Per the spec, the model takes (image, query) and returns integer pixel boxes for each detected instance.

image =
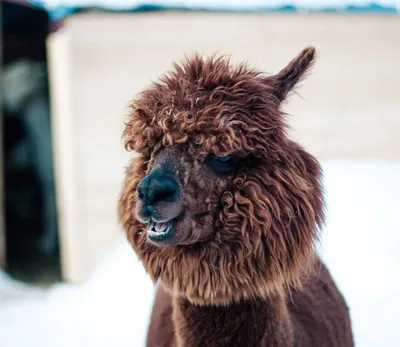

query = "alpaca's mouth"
[146,219,175,241]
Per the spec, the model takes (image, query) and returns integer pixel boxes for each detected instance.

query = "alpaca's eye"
[215,155,232,163]
[209,154,235,174]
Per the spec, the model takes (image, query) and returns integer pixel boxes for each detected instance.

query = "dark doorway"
[2,1,61,285]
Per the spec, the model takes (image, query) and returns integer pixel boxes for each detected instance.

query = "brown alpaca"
[118,47,354,347]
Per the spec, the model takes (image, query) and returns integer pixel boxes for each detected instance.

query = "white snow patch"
[317,159,400,346]
[0,239,155,347]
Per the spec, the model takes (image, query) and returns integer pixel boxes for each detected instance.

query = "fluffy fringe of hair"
[118,51,325,305]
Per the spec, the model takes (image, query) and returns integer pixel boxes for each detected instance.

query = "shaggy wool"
[118,46,354,346]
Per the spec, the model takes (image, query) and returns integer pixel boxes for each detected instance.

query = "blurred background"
[0,1,399,346]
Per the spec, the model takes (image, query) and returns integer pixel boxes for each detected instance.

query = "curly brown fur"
[146,260,353,347]
[118,47,353,346]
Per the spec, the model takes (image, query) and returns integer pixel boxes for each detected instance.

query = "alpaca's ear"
[266,46,316,103]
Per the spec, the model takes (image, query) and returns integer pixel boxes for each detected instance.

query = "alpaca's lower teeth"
[149,221,169,234]
[154,222,168,233]
[147,220,173,239]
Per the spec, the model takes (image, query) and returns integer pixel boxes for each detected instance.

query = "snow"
[0,240,155,347]
[30,0,400,13]
[28,0,400,21]
[1,159,400,346]
[317,159,400,346]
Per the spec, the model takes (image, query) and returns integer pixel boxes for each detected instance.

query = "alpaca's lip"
[146,219,175,241]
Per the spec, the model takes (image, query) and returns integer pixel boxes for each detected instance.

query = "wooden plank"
[46,29,88,283]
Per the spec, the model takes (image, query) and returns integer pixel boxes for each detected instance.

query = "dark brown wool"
[118,47,354,346]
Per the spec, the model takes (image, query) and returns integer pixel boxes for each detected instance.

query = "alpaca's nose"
[137,172,179,207]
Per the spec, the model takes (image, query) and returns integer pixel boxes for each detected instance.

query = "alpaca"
[118,47,354,347]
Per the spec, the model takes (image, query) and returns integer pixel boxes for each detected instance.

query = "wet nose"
[137,172,179,206]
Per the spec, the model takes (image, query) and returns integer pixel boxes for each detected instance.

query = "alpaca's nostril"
[137,171,179,206]
[153,186,178,203]
[150,177,179,204]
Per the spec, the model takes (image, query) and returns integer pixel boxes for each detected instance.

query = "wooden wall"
[47,12,400,282]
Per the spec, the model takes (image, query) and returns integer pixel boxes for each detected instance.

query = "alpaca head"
[119,47,325,305]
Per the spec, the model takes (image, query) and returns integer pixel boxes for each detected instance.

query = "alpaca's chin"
[146,219,176,242]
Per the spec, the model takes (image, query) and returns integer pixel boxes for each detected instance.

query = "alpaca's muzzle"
[136,167,183,243]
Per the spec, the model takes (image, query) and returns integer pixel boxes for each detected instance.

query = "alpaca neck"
[173,292,293,347]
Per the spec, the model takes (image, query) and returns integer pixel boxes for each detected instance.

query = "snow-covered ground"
[1,159,399,346]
